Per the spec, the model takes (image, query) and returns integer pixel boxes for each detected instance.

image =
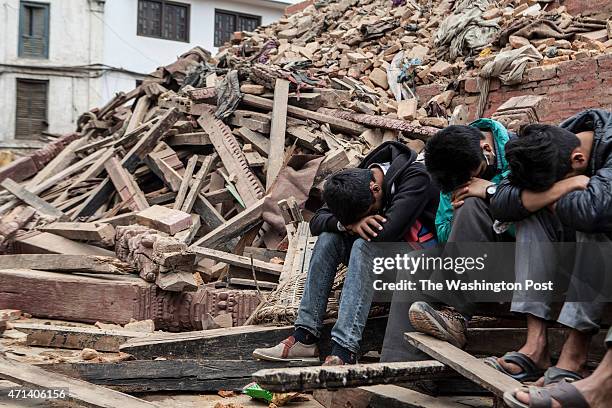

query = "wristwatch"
[485,184,497,202]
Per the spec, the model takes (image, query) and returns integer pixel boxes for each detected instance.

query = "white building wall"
[0,0,105,143]
[101,0,286,99]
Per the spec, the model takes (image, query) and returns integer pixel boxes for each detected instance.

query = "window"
[137,0,189,42]
[214,9,261,47]
[18,1,50,58]
[15,79,48,140]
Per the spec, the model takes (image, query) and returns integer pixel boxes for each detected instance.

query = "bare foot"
[515,376,604,407]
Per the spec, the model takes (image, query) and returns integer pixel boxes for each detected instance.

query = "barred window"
[137,0,190,42]
[214,9,261,47]
[18,1,50,58]
[15,79,48,140]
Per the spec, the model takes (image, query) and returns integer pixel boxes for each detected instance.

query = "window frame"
[137,0,190,43]
[214,8,262,47]
[18,1,50,59]
[15,78,49,140]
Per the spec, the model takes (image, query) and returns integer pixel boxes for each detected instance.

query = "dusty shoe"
[408,302,467,349]
[252,336,319,362]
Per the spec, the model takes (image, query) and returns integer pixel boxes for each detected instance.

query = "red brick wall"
[449,54,612,125]
[551,0,612,17]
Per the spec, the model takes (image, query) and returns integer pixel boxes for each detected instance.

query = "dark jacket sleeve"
[555,160,612,232]
[489,177,531,222]
[374,170,433,242]
[309,206,342,236]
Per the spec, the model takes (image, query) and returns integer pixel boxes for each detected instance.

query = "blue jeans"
[294,232,377,353]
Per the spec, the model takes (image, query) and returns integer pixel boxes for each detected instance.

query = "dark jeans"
[381,197,507,362]
[294,232,378,353]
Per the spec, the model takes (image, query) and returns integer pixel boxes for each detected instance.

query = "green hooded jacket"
[435,118,511,243]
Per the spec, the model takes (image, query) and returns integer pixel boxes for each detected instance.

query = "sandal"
[543,366,584,386]
[484,351,546,382]
[503,379,590,408]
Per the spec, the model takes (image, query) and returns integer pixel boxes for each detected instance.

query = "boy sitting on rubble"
[484,109,612,387]
[252,141,439,365]
[380,119,514,361]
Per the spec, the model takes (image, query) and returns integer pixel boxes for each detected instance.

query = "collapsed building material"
[0,356,157,408]
[0,269,259,330]
[12,322,146,352]
[0,254,134,274]
[43,359,316,393]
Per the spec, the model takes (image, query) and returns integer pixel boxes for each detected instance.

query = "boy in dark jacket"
[487,109,612,384]
[252,141,439,365]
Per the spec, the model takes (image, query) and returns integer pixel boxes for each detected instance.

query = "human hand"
[451,178,494,208]
[346,214,387,241]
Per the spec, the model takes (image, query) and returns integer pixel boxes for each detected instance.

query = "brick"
[397,98,417,120]
[369,67,389,90]
[526,65,557,82]
[464,77,479,93]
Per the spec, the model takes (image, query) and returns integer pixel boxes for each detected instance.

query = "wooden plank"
[39,222,115,245]
[267,79,290,189]
[173,154,198,210]
[0,269,155,325]
[54,147,115,204]
[360,385,480,408]
[42,359,316,393]
[181,155,214,213]
[12,322,146,352]
[191,194,225,230]
[125,95,151,133]
[173,214,200,244]
[105,156,149,212]
[190,197,264,249]
[235,127,269,157]
[135,205,192,235]
[166,132,212,147]
[0,356,157,408]
[405,332,522,397]
[75,108,180,218]
[13,231,115,256]
[28,138,87,188]
[252,361,452,393]
[1,178,66,219]
[242,94,367,136]
[192,247,283,275]
[0,254,134,274]
[119,316,387,360]
[204,188,232,205]
[197,111,264,207]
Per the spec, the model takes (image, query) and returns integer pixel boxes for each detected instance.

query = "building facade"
[0,0,290,146]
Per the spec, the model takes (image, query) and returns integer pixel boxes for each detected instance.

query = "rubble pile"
[0,0,610,331]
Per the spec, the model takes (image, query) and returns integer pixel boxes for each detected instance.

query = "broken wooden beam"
[242,94,367,136]
[197,111,264,207]
[267,79,290,189]
[181,155,214,213]
[172,155,198,210]
[405,332,521,397]
[190,197,264,249]
[0,356,157,408]
[12,322,146,352]
[0,254,134,274]
[192,247,283,275]
[39,222,115,246]
[12,231,115,256]
[252,360,452,392]
[0,178,66,220]
[42,359,316,393]
[105,156,150,211]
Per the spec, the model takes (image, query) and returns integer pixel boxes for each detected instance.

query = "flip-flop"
[543,366,584,386]
[484,351,545,382]
[503,379,590,408]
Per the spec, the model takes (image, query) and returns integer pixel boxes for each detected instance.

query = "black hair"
[424,125,486,192]
[323,168,374,225]
[505,124,580,191]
